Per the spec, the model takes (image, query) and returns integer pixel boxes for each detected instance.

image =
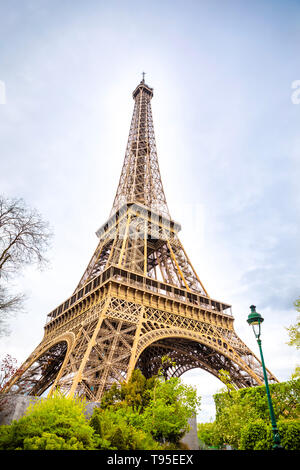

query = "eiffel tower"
[5,77,278,400]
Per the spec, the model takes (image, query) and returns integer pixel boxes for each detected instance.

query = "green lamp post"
[247,305,282,449]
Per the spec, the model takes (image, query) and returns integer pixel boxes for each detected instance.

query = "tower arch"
[5,332,75,396]
[133,329,265,388]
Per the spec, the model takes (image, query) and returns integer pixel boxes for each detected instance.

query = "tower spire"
[111,79,170,218]
[74,80,207,293]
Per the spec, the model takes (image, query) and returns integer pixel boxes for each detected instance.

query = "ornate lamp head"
[247,305,264,339]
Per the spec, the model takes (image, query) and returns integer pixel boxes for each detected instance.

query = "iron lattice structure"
[4,79,278,400]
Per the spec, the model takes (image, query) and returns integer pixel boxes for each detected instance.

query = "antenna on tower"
[142,71,146,82]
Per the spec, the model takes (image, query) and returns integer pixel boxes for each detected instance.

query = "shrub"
[212,377,300,449]
[0,367,201,450]
[89,407,160,450]
[0,391,98,450]
[197,422,218,448]
[213,396,259,449]
[23,433,86,450]
[240,418,300,450]
[278,419,300,450]
[214,378,300,422]
[240,419,272,450]
[140,376,200,444]
[92,370,201,448]
[99,369,155,412]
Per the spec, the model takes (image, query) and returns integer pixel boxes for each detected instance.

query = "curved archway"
[8,335,73,396]
[134,329,263,388]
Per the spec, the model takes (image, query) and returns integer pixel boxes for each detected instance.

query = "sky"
[0,0,299,422]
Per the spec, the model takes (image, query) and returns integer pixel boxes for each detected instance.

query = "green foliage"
[0,363,201,450]
[99,369,155,412]
[90,407,160,450]
[0,391,98,450]
[214,378,300,422]
[197,422,218,448]
[291,366,300,380]
[286,299,300,378]
[278,418,300,450]
[210,377,300,450]
[239,419,272,450]
[287,315,300,349]
[215,394,257,449]
[23,433,88,450]
[240,418,300,450]
[94,368,201,447]
[142,376,200,443]
[288,298,300,349]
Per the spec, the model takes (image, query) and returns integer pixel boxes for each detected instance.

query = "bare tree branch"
[0,195,53,335]
[0,195,52,278]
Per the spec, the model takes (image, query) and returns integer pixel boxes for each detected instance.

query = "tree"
[142,375,200,444]
[0,391,100,450]
[0,195,52,335]
[286,299,300,350]
[0,354,31,411]
[197,422,218,449]
[286,298,300,378]
[0,366,201,450]
[92,362,201,448]
[0,354,19,392]
[89,407,160,450]
[99,369,156,411]
[210,378,300,449]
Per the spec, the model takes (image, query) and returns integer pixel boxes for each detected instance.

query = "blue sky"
[0,0,299,421]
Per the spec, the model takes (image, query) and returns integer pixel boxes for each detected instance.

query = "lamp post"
[247,305,282,449]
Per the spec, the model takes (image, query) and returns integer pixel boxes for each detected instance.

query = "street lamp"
[247,305,282,450]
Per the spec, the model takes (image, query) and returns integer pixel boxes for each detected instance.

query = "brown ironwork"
[4,79,278,399]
